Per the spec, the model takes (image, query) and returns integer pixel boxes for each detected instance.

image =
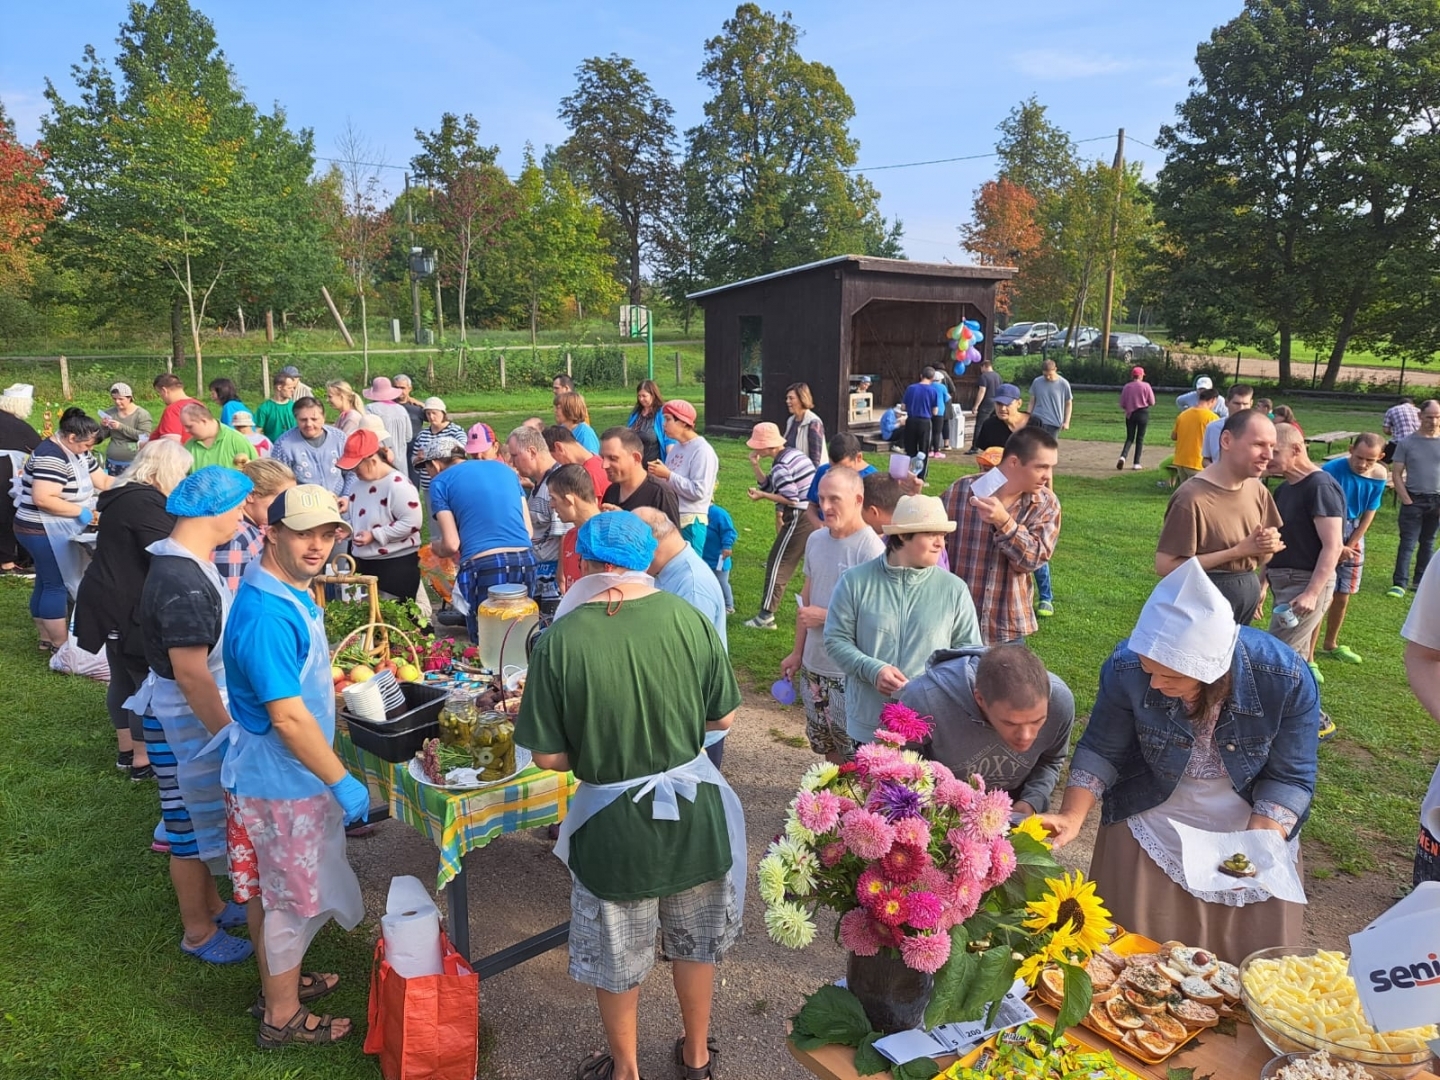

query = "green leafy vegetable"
[788,985,872,1051]
[892,1057,941,1080]
[851,1032,888,1076]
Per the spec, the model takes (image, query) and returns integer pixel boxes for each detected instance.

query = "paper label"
[1350,909,1440,1032]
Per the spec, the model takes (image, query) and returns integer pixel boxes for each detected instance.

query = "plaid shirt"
[211,520,265,594]
[1387,402,1421,440]
[760,447,817,506]
[942,475,1061,644]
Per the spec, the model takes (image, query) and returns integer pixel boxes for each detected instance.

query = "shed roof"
[686,255,1015,300]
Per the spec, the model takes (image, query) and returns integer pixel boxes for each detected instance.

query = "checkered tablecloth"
[336,731,577,890]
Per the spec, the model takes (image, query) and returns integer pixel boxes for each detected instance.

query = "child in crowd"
[703,503,737,614]
[547,464,598,595]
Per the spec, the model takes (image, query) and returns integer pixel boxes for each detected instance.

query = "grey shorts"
[568,873,742,994]
[800,669,853,758]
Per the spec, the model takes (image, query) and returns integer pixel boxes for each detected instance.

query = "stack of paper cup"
[341,678,387,723]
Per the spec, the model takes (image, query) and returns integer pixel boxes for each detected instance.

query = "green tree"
[995,96,1077,196]
[556,56,679,306]
[684,4,901,285]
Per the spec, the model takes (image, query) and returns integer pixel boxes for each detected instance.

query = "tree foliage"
[995,97,1077,197]
[959,179,1041,316]
[0,100,63,290]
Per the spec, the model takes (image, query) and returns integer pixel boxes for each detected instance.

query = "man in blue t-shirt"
[900,369,940,473]
[1318,432,1389,665]
[806,432,878,528]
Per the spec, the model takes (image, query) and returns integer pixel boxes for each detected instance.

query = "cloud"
[1,89,50,144]
[1014,49,1134,80]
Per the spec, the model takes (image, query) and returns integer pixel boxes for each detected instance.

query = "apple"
[397,663,421,683]
[349,665,376,683]
[331,665,345,683]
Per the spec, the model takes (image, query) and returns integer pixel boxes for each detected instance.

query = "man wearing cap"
[516,511,743,1080]
[599,426,680,526]
[743,421,817,630]
[222,485,367,1047]
[646,399,718,555]
[825,494,981,745]
[391,375,426,484]
[1156,409,1284,625]
[181,403,257,472]
[1176,375,1229,419]
[272,399,353,507]
[100,382,153,476]
[133,466,255,965]
[966,357,1003,453]
[152,373,204,443]
[507,425,569,582]
[544,424,610,499]
[1171,387,1220,481]
[255,373,299,443]
[1025,359,1072,438]
[942,427,1062,645]
[360,377,413,461]
[338,429,423,602]
[972,384,1024,451]
[465,421,500,461]
[1039,558,1318,960]
[1201,384,1254,467]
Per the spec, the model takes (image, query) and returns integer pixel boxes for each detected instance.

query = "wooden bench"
[1307,430,1359,455]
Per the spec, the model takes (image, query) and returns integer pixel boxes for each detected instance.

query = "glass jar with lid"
[469,711,517,781]
[475,583,538,673]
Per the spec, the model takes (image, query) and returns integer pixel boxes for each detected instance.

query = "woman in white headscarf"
[1040,558,1320,962]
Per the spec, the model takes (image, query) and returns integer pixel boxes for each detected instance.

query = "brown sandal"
[673,1036,719,1079]
[248,971,340,1018]
[255,1005,350,1048]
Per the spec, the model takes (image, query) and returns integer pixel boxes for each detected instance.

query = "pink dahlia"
[892,816,931,848]
[819,841,848,867]
[871,727,907,746]
[853,742,904,781]
[794,790,842,834]
[900,931,952,974]
[840,808,896,860]
[881,842,930,885]
[946,829,992,883]
[878,702,933,743]
[983,837,1017,890]
[949,877,981,923]
[872,887,909,926]
[914,865,950,896]
[965,788,1014,842]
[855,866,889,907]
[934,777,976,812]
[903,890,944,930]
[838,907,881,956]
[928,760,957,787]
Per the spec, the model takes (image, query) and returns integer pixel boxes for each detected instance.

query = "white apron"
[35,444,98,599]
[124,538,232,866]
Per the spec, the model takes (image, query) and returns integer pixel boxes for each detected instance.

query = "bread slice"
[1209,968,1242,1002]
[1169,998,1220,1031]
[1096,946,1128,973]
[1085,955,1118,992]
[1124,987,1171,1015]
[1106,995,1148,1030]
[1156,962,1189,984]
[1144,1010,1188,1042]
[1088,1002,1124,1041]
[1040,966,1066,1000]
[1134,1029,1178,1058]
[1179,975,1223,1004]
[1126,964,1174,998]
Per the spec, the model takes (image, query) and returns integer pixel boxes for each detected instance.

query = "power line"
[843,134,1144,174]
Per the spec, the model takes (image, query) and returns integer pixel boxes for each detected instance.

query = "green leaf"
[1165,1069,1195,1080]
[1049,962,1093,1046]
[852,1032,888,1076]
[957,946,1020,1022]
[788,985,872,1050]
[1214,1014,1238,1037]
[922,925,974,1029]
[893,1058,942,1080]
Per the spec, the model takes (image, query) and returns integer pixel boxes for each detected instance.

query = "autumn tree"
[959,179,1040,315]
[0,101,62,293]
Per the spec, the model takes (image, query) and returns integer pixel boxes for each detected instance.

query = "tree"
[328,123,391,379]
[959,179,1041,315]
[995,97,1077,196]
[0,100,62,292]
[556,56,679,305]
[683,4,901,285]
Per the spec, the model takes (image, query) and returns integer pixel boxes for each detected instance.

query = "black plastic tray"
[342,682,447,763]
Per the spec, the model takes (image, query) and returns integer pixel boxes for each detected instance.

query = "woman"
[0,383,42,575]
[15,408,114,650]
[1118,365,1156,470]
[626,379,672,465]
[208,377,250,427]
[74,439,190,779]
[783,382,825,466]
[1273,404,1303,437]
[410,396,465,491]
[1040,558,1319,962]
[326,380,367,435]
[554,391,600,454]
[229,411,271,457]
[100,382,154,477]
[338,429,423,602]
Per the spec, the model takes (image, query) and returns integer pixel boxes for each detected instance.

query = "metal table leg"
[445,862,471,961]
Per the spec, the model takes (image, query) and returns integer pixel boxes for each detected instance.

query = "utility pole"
[405,173,422,345]
[1099,128,1125,362]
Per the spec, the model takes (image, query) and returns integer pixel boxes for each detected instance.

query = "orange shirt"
[1172,407,1218,470]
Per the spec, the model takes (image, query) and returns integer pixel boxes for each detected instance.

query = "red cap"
[336,428,381,470]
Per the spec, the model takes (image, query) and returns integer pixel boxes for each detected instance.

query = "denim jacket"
[1072,627,1319,835]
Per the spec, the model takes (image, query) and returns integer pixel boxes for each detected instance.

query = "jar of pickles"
[470,711,516,781]
[438,686,482,747]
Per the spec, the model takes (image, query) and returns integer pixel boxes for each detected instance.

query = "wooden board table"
[1306,430,1360,455]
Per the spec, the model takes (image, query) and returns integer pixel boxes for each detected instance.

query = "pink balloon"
[964,347,981,365]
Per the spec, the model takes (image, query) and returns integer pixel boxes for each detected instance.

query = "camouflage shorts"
[801,669,854,758]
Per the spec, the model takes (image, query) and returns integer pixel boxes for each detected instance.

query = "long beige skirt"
[1090,821,1305,966]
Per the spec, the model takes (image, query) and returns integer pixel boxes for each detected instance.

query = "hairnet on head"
[166,465,254,518]
[576,511,656,571]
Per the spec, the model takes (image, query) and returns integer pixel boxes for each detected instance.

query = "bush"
[1015,350,1229,389]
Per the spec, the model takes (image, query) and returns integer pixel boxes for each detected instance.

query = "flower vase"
[846,949,933,1034]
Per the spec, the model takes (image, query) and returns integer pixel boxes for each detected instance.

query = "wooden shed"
[689,255,1014,437]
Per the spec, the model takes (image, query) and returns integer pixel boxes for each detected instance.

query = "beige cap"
[267,484,350,532]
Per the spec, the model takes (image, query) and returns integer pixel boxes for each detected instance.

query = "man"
[1025,359,1072,437]
[899,643,1075,815]
[181,403,256,471]
[254,373,298,443]
[780,467,885,763]
[1403,570,1440,884]
[392,374,426,485]
[826,494,981,745]
[278,364,314,401]
[966,356,1003,453]
[545,425,610,498]
[1202,384,1254,466]
[941,426,1062,645]
[805,433,876,528]
[862,472,902,535]
[516,512,743,1080]
[467,421,499,461]
[551,373,575,397]
[221,485,366,1047]
[900,368,939,471]
[599,426,679,526]
[212,458,296,594]
[930,365,952,457]
[647,399,718,554]
[1263,423,1344,709]
[136,466,255,965]
[360,377,414,461]
[272,398,352,508]
[1317,434,1388,665]
[972,383,1024,451]
[507,424,569,580]
[1390,399,1440,596]
[152,374,204,443]
[548,463,599,595]
[1155,409,1284,624]
[1171,386,1220,480]
[743,421,817,630]
[1384,397,1422,464]
[1176,375,1228,418]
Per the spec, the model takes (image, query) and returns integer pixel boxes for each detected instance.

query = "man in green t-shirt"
[517,511,742,1080]
[181,403,256,472]
[254,373,298,443]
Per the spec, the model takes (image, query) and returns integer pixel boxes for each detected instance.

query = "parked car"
[1085,332,1163,361]
[994,321,1060,354]
[1040,326,1100,353]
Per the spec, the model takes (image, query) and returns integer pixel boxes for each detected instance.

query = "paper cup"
[771,678,797,705]
[342,679,388,723]
[889,453,911,479]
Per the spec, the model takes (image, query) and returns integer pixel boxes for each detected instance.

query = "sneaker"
[724,607,736,615]
[1317,712,1337,742]
[931,452,947,460]
[1036,601,1055,617]
[744,613,777,630]
[116,750,134,771]
[1132,463,1143,470]
[150,839,171,854]
[1116,457,1125,471]
[1320,645,1363,664]
[1307,661,1325,686]
[130,764,155,782]
[1388,585,1408,597]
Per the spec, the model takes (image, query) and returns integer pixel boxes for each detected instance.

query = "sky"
[3,0,1246,261]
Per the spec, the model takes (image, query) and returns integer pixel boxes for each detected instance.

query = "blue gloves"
[328,774,371,825]
[78,507,94,526]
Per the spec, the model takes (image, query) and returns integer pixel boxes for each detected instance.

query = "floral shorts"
[800,669,853,758]
[225,791,334,915]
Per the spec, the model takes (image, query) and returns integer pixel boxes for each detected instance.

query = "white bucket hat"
[1129,558,1239,683]
[881,494,957,535]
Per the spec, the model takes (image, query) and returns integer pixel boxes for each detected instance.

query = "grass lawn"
[0,387,1429,1076]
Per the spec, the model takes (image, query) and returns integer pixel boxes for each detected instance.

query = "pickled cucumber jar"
[470,711,517,782]
[438,686,482,748]
[476,584,539,673]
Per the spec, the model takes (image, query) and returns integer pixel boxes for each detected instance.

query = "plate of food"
[939,1021,1143,1079]
[409,738,532,791]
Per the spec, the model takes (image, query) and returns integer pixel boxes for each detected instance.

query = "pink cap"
[466,422,496,455]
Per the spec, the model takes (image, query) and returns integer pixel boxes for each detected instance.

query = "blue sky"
[3,0,1244,260]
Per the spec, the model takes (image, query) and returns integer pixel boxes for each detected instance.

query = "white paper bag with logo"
[1350,907,1440,1033]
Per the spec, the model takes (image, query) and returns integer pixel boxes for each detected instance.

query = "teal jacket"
[824,553,981,743]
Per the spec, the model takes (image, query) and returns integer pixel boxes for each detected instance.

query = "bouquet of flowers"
[760,703,1112,1035]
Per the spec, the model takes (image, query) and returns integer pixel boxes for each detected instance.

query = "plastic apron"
[217,559,364,973]
[38,445,98,599]
[123,538,232,866]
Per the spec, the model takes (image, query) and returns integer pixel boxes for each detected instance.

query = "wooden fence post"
[675,351,682,384]
[58,355,71,400]
[566,351,572,378]
[238,306,246,336]
[265,309,275,344]
[499,352,507,390]
[261,354,271,397]
[622,353,628,387]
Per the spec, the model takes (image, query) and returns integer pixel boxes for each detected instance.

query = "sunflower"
[1015,951,1049,987]
[1022,871,1112,957]
[1010,815,1052,848]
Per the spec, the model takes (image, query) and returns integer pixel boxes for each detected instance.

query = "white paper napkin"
[1172,819,1307,904]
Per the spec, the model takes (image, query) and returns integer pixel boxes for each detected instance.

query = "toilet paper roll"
[381,906,444,978]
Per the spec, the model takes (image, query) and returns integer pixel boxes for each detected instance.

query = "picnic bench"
[1306,430,1358,455]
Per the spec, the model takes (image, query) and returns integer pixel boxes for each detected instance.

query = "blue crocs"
[181,930,254,965]
[214,900,248,930]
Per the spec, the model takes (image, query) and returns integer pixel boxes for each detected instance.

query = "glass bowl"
[1240,947,1434,1079]
[1261,1052,1380,1079]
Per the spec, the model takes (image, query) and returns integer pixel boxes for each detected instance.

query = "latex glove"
[327,774,371,825]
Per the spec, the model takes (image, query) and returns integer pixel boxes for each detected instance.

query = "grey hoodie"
[898,645,1074,813]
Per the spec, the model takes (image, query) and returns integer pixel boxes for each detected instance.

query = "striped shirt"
[17,440,98,525]
[211,520,265,594]
[759,447,816,507]
[411,423,466,489]
[942,474,1062,644]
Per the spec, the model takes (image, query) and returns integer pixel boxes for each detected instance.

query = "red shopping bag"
[365,931,479,1080]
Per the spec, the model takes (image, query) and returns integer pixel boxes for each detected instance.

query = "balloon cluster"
[946,320,985,367]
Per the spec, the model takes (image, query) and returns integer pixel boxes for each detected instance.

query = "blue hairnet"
[166,465,253,518]
[575,511,656,571]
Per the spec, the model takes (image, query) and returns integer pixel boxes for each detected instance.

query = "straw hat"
[881,494,956,535]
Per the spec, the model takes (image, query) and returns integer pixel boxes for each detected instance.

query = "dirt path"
[1196,355,1440,391]
[343,690,1400,1079]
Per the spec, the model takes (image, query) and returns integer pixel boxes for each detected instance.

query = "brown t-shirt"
[1156,476,1282,573]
